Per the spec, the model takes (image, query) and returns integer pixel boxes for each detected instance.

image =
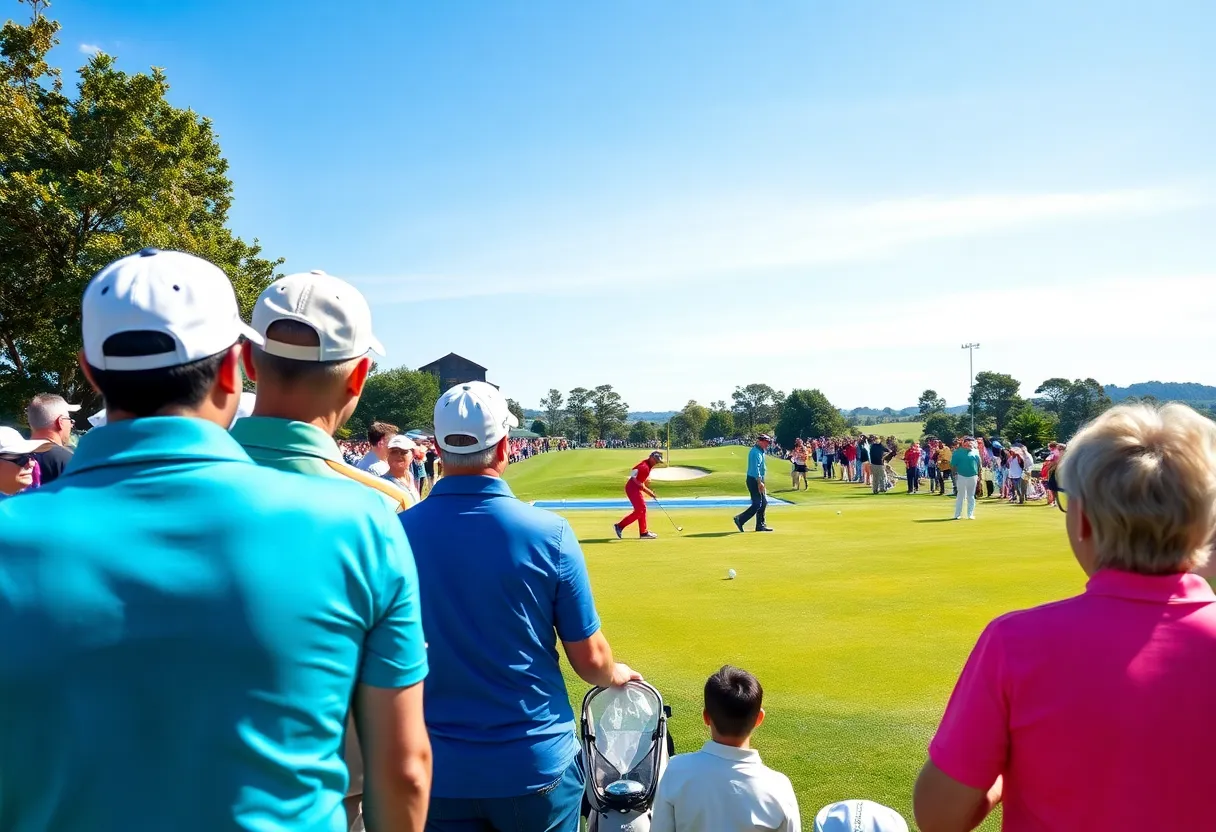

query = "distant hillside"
[522,409,676,424]
[1104,381,1216,405]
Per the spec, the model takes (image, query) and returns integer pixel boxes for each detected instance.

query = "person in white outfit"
[651,666,800,832]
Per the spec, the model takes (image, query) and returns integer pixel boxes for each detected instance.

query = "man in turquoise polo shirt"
[233,268,421,829]
[734,433,774,533]
[402,381,641,832]
[0,250,430,832]
[951,436,983,520]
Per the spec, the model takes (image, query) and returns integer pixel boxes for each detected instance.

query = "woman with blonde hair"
[915,403,1216,832]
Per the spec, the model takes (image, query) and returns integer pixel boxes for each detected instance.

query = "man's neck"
[251,398,343,438]
[443,468,501,479]
[30,429,62,447]
[103,406,230,428]
[709,731,753,750]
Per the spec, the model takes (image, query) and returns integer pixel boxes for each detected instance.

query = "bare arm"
[562,630,642,688]
[913,760,1001,832]
[355,682,432,832]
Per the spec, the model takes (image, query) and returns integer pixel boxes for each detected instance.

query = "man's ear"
[347,356,372,397]
[240,341,258,382]
[79,351,101,394]
[216,345,243,395]
[498,435,510,462]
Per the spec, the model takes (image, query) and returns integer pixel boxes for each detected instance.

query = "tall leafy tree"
[566,387,594,443]
[0,1,282,420]
[628,420,656,445]
[731,383,781,433]
[1035,377,1112,440]
[667,413,694,447]
[969,371,1024,434]
[530,419,547,436]
[346,367,440,440]
[922,412,958,441]
[774,389,847,448]
[1004,405,1058,451]
[679,400,709,445]
[918,389,946,415]
[703,406,735,441]
[540,388,565,436]
[591,384,628,440]
[505,397,525,426]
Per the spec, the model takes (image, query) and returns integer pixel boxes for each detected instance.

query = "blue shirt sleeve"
[554,519,601,643]
[360,511,429,689]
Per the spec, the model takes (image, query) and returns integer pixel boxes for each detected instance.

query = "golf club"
[652,494,683,532]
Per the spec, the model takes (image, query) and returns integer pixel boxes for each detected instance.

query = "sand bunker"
[650,466,710,481]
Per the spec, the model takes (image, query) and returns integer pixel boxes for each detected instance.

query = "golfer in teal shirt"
[951,438,983,520]
[734,434,774,533]
[0,250,429,832]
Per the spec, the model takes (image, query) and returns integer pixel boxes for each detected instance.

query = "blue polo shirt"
[399,475,601,798]
[0,417,427,832]
[747,444,767,479]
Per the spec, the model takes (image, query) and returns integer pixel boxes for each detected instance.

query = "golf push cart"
[580,680,673,832]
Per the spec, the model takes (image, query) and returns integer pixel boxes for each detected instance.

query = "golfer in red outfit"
[614,451,663,539]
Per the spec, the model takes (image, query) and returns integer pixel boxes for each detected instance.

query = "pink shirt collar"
[1085,569,1216,604]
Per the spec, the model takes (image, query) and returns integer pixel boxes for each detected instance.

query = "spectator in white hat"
[0,249,429,832]
[382,434,422,505]
[401,381,640,831]
[25,393,81,485]
[815,800,908,832]
[0,426,51,497]
[232,269,426,829]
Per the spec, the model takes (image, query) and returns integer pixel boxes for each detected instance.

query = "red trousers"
[619,483,648,534]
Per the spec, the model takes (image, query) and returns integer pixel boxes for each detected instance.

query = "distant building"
[419,353,491,391]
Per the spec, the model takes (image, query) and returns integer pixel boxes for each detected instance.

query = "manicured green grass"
[505,448,1078,830]
[862,421,924,442]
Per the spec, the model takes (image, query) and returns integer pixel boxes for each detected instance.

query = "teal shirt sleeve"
[360,510,428,689]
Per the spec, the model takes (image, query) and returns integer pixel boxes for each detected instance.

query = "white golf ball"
[836,511,842,515]
[727,569,737,580]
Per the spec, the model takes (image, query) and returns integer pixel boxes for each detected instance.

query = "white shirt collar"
[700,740,761,763]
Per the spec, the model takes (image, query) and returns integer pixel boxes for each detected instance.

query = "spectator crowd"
[2,248,1216,832]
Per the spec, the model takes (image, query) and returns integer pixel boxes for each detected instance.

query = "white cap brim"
[368,334,386,356]
[239,322,265,347]
[0,438,52,455]
[64,403,81,412]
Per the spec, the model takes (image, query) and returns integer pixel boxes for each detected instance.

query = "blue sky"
[49,0,1216,411]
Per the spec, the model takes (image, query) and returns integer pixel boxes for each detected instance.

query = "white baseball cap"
[252,270,384,362]
[434,381,519,454]
[88,409,108,428]
[387,434,417,452]
[82,248,262,371]
[0,427,52,456]
[815,800,909,832]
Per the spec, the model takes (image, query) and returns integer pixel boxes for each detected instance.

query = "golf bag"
[581,681,673,832]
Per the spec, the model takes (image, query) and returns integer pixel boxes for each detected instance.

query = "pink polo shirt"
[930,569,1216,830]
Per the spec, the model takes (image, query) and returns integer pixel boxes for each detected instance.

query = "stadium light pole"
[962,343,980,435]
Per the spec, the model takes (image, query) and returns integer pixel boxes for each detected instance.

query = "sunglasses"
[0,453,34,467]
[1046,471,1069,513]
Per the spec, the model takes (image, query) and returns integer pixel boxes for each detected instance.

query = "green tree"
[1035,377,1113,440]
[679,400,709,446]
[591,384,628,440]
[918,389,946,415]
[0,1,282,421]
[628,420,656,445]
[540,388,565,436]
[774,389,847,449]
[668,413,694,447]
[566,387,593,443]
[1004,405,1058,451]
[731,383,781,433]
[346,367,440,441]
[505,397,525,426]
[703,407,735,441]
[970,371,1023,434]
[530,419,547,436]
[922,412,958,441]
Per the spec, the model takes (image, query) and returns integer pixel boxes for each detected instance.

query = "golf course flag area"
[505,446,1079,830]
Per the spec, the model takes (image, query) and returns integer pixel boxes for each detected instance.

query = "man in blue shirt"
[401,381,641,832]
[734,433,775,533]
[0,249,430,832]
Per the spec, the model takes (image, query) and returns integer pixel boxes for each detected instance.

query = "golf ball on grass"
[727,569,737,580]
[836,511,842,515]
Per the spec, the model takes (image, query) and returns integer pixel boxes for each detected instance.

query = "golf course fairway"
[504,446,1079,830]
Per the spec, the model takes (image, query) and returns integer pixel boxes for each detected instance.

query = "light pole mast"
[961,343,980,435]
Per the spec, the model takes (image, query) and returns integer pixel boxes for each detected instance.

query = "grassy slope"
[505,448,1077,830]
[863,421,924,442]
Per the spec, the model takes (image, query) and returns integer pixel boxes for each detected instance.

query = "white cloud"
[79,43,102,55]
[359,187,1201,303]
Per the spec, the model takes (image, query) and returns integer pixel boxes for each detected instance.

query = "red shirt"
[628,460,655,489]
[904,446,922,467]
[930,570,1216,829]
